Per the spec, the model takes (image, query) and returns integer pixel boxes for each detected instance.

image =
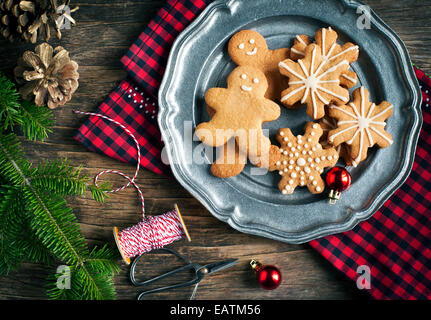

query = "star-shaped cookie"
[279,44,350,120]
[328,87,393,167]
[270,122,339,195]
[290,27,359,88]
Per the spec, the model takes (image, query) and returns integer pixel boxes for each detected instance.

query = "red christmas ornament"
[250,260,282,290]
[326,166,352,205]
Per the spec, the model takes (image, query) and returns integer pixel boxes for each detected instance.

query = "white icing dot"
[327,156,333,161]
[321,156,326,161]
[239,43,245,49]
[276,161,281,166]
[283,151,288,155]
[316,186,322,192]
[253,78,259,84]
[311,132,315,136]
[308,138,312,142]
[284,168,288,172]
[316,166,321,172]
[313,181,317,186]
[308,158,312,163]
[295,152,299,157]
[300,171,305,175]
[249,39,255,44]
[297,145,302,150]
[308,151,313,155]
[297,158,306,166]
[304,144,309,148]
[289,160,295,165]
[282,190,288,195]
[284,137,288,142]
[302,150,307,155]
[312,147,316,151]
[315,158,320,163]
[300,181,305,186]
[295,167,300,171]
[291,172,297,178]
[241,74,247,79]
[282,160,287,165]
[289,180,294,185]
[288,165,293,170]
[288,142,292,147]
[286,186,291,190]
[280,148,284,153]
[289,153,294,158]
[310,163,315,168]
[129,89,132,93]
[279,171,283,176]
[297,135,303,140]
[309,176,314,180]
[313,124,318,129]
[280,131,284,136]
[304,167,311,173]
[291,147,296,152]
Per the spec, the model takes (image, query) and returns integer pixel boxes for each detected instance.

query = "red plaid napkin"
[75,0,431,299]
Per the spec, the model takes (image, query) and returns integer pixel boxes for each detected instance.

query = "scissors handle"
[137,278,200,300]
[130,248,205,300]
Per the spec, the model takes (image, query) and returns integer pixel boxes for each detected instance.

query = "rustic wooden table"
[0,0,429,300]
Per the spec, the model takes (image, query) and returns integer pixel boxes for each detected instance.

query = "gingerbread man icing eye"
[249,39,255,44]
[253,78,259,84]
[241,74,247,79]
[238,43,245,50]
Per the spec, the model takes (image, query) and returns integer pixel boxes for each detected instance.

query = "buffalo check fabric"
[75,0,431,299]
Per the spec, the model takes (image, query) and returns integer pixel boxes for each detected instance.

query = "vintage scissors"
[129,247,238,300]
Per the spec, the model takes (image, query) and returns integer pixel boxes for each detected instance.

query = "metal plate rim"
[158,0,423,244]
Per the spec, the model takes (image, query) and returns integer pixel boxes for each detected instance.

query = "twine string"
[73,110,186,258]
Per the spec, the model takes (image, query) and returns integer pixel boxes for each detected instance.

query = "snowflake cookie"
[279,43,350,120]
[290,27,359,88]
[328,87,393,167]
[270,122,339,195]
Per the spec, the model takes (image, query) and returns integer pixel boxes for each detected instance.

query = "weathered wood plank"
[0,0,429,300]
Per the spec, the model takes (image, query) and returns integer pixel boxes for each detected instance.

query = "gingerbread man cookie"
[228,30,290,101]
[270,122,339,195]
[328,87,393,167]
[207,106,280,177]
[290,27,359,88]
[196,66,281,160]
[279,43,350,120]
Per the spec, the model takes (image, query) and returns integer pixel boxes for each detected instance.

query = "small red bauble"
[250,260,282,290]
[325,166,352,205]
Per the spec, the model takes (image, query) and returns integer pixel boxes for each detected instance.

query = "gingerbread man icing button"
[195,66,280,159]
[228,30,290,101]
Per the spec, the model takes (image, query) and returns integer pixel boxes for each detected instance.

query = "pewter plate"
[158,0,422,244]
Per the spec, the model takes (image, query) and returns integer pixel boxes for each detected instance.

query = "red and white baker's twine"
[73,110,186,258]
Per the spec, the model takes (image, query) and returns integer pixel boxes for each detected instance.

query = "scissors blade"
[205,259,238,274]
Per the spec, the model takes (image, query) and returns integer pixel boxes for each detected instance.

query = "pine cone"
[0,0,78,43]
[14,42,79,109]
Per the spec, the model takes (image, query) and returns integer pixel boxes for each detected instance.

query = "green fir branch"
[18,100,54,142]
[0,73,22,132]
[0,133,118,299]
